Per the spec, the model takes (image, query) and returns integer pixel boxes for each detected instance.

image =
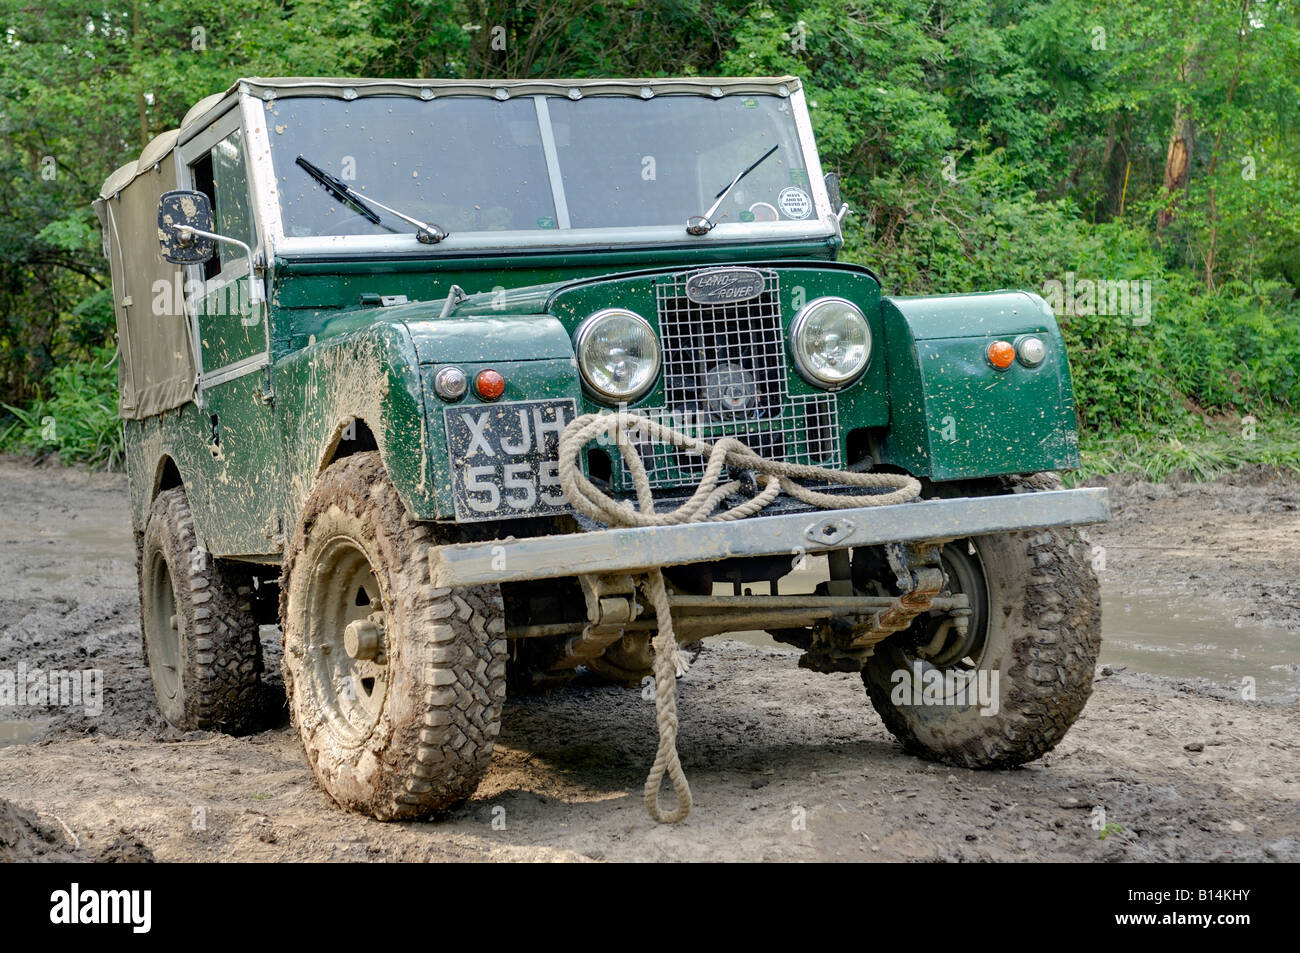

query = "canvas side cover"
[93,151,196,419]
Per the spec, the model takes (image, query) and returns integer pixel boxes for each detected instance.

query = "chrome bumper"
[428,487,1109,588]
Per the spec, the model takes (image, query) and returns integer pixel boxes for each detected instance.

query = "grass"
[1069,416,1300,484]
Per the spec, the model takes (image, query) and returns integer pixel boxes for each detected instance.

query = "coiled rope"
[557,412,922,823]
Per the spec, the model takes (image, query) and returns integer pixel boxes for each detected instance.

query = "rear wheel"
[280,452,506,819]
[138,488,263,733]
[862,482,1100,767]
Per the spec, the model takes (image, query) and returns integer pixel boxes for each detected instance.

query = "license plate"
[444,398,577,522]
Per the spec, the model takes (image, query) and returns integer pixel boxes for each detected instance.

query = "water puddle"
[0,720,50,749]
[1099,591,1298,697]
[2,516,133,591]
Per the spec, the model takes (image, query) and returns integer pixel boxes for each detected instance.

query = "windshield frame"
[235,83,836,258]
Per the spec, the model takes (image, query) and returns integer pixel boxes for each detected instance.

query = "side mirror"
[158,190,216,264]
[823,172,843,211]
[156,189,264,311]
[823,172,852,224]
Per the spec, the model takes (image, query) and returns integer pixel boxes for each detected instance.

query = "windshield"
[265,93,816,238]
[548,94,808,228]
[270,96,555,236]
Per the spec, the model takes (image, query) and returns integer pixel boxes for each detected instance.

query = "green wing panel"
[879,291,1080,481]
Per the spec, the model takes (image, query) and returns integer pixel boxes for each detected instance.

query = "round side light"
[1017,336,1047,367]
[987,340,1016,370]
[434,366,467,401]
[474,369,505,401]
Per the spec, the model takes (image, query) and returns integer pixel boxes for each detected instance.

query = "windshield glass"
[270,96,557,236]
[265,93,816,238]
[548,94,809,228]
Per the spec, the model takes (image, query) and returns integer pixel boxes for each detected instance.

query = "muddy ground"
[0,457,1296,862]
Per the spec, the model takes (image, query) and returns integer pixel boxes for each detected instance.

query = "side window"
[191,152,219,281]
[190,129,256,282]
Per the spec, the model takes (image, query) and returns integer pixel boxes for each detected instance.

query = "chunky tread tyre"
[863,474,1101,768]
[280,452,505,820]
[138,488,263,733]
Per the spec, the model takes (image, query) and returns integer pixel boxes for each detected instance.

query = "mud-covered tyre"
[863,495,1100,768]
[280,452,506,820]
[138,488,263,733]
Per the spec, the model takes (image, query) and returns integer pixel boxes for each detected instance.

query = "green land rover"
[94,76,1107,822]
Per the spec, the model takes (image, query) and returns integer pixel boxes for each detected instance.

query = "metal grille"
[609,394,842,491]
[656,270,788,421]
[606,269,842,492]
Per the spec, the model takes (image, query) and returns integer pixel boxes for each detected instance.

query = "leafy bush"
[0,344,122,469]
[834,147,1300,435]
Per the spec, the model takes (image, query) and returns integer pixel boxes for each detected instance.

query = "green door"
[183,122,285,558]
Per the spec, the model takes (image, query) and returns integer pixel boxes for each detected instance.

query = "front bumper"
[428,487,1109,587]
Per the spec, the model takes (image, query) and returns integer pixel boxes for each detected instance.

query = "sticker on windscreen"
[778,187,812,219]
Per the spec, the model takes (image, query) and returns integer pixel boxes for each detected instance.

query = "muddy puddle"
[0,720,49,750]
[1099,591,1298,697]
[2,524,126,588]
[710,562,1299,699]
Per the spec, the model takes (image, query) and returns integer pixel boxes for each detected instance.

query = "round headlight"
[790,297,871,388]
[575,308,661,403]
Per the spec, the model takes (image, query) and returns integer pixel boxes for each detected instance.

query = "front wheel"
[280,452,506,820]
[863,523,1100,768]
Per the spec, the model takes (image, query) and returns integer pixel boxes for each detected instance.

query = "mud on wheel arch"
[97,73,1108,825]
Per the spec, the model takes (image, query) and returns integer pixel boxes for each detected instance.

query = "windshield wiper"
[295,155,449,244]
[686,144,779,236]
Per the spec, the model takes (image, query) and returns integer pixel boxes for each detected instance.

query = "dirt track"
[0,458,1296,862]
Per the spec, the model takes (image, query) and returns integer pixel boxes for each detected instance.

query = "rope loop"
[556,412,922,823]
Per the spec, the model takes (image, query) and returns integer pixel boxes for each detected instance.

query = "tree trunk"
[1158,105,1193,229]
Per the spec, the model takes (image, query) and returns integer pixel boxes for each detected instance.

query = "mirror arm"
[176,226,265,305]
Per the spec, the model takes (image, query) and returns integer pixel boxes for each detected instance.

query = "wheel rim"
[146,548,182,702]
[305,535,390,746]
[887,539,991,674]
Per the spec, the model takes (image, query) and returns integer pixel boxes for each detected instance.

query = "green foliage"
[1,0,1297,474]
[0,344,122,469]
[1059,249,1300,433]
